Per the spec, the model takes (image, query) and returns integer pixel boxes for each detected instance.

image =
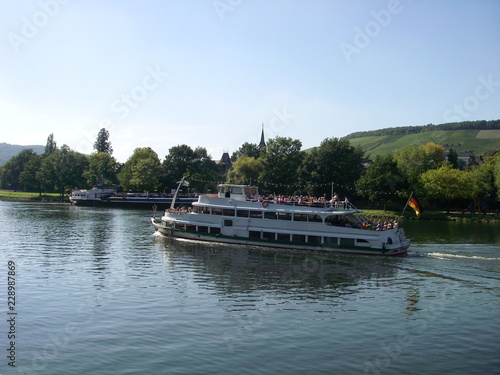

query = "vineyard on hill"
[343,120,500,158]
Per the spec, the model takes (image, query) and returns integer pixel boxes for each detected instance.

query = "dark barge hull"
[71,197,197,210]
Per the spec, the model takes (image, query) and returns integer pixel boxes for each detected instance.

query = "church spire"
[258,123,266,149]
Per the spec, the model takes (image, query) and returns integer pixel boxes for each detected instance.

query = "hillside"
[343,120,500,158]
[0,142,45,166]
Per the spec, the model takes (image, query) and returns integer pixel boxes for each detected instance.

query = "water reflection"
[153,236,400,296]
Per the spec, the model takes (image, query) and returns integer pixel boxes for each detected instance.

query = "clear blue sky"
[1,0,499,162]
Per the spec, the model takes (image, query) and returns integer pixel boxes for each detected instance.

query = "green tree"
[468,153,500,201]
[118,147,162,192]
[420,164,476,207]
[36,154,58,192]
[299,138,364,198]
[44,133,57,154]
[447,148,460,169]
[37,145,88,194]
[0,149,38,190]
[129,158,161,192]
[84,152,119,187]
[393,142,446,191]
[492,153,500,200]
[162,144,195,189]
[356,155,407,201]
[94,128,113,155]
[259,137,303,194]
[54,145,89,194]
[189,147,220,192]
[231,142,260,162]
[226,155,264,185]
[19,154,43,193]
[161,145,219,193]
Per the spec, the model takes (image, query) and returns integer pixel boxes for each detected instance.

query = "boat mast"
[170,177,185,209]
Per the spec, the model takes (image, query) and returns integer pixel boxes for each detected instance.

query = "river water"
[0,201,498,375]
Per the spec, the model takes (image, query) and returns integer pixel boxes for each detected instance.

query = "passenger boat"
[69,188,116,206]
[151,181,410,256]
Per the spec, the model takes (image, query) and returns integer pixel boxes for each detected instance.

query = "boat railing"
[249,198,360,211]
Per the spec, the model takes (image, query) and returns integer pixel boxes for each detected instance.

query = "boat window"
[244,187,258,199]
[277,212,292,221]
[224,219,233,227]
[197,226,209,233]
[249,211,262,218]
[308,235,321,243]
[249,231,261,238]
[324,237,338,246]
[199,206,210,214]
[356,239,370,247]
[231,187,243,195]
[292,234,306,242]
[294,214,307,222]
[186,224,196,232]
[325,215,340,226]
[210,227,221,234]
[237,210,250,218]
[223,209,235,216]
[262,232,275,240]
[192,206,200,213]
[277,233,290,241]
[264,211,277,220]
[211,208,222,215]
[308,214,322,223]
[340,238,355,247]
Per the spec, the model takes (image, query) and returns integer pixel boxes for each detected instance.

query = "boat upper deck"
[192,184,361,216]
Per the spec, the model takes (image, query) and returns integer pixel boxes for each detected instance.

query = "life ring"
[262,201,269,208]
[387,237,393,245]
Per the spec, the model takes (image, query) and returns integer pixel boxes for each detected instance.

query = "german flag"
[408,196,422,216]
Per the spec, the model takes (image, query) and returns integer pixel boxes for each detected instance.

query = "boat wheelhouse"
[69,188,116,206]
[151,183,410,256]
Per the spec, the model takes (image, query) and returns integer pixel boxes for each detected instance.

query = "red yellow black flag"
[408,196,421,216]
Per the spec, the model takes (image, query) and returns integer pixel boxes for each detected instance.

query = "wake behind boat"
[151,181,410,256]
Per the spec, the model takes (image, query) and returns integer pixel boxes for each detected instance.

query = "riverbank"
[0,190,67,202]
[363,209,500,223]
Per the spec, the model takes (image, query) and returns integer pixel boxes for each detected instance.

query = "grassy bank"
[363,209,500,223]
[0,190,67,202]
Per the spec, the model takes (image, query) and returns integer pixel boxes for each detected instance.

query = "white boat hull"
[152,218,410,256]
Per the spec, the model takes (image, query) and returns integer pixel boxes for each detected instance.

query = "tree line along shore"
[0,127,499,222]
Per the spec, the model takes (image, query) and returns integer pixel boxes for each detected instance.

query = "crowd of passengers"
[334,218,399,230]
[250,193,350,207]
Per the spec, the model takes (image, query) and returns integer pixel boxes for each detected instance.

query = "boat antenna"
[170,177,185,209]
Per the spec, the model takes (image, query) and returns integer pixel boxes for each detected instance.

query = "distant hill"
[343,120,500,159]
[0,142,45,166]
